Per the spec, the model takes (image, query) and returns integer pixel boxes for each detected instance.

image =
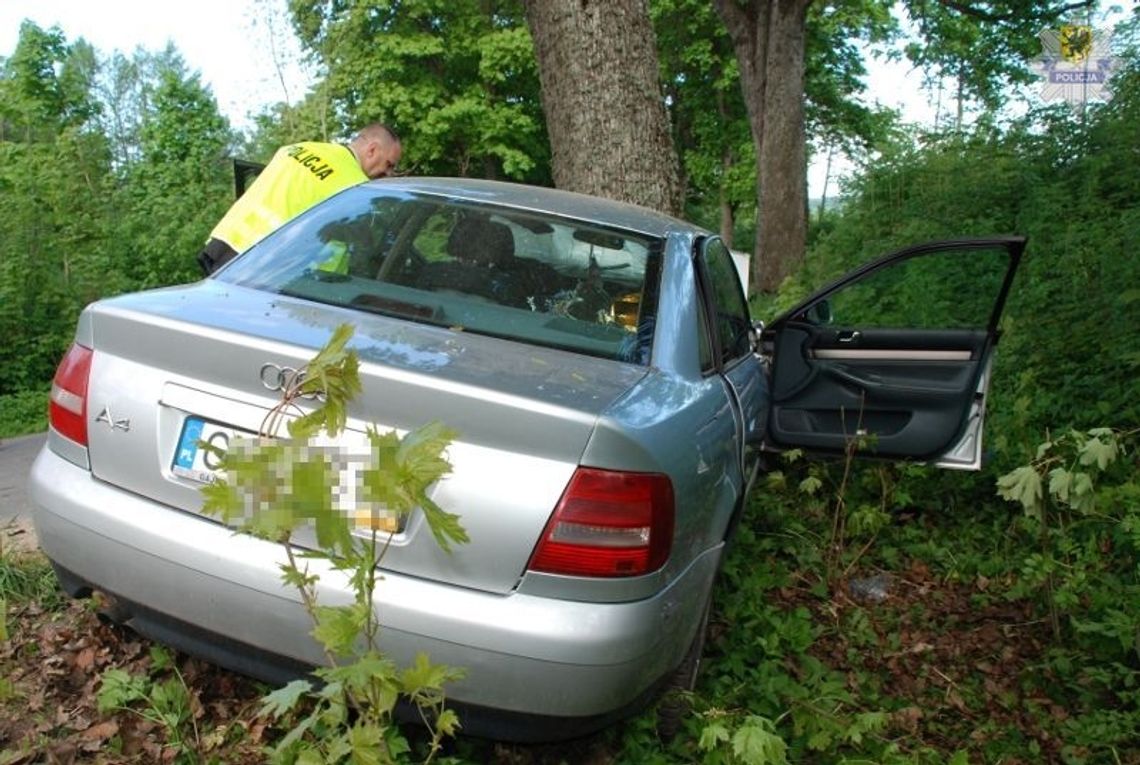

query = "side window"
[804,246,1012,330]
[701,238,752,364]
[697,298,714,372]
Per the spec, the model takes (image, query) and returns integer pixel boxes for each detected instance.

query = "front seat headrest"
[447,217,514,268]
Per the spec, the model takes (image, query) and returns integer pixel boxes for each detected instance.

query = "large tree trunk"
[717,89,736,248]
[523,0,683,216]
[714,0,811,294]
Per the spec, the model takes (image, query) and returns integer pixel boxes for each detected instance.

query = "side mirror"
[750,319,766,355]
[804,299,832,325]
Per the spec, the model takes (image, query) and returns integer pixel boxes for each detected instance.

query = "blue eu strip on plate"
[173,417,205,473]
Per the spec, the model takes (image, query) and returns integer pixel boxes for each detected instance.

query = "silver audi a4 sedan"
[30,177,1024,740]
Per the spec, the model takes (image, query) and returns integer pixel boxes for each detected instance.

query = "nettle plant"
[997,427,1137,642]
[200,323,468,764]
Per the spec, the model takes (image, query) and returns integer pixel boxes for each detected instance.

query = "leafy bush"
[997,427,1140,762]
[0,390,48,438]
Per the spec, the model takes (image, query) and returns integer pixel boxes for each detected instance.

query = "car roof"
[363,177,702,239]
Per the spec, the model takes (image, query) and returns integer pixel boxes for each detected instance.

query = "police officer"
[198,123,402,275]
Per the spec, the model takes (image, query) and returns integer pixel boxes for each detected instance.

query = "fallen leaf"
[891,705,923,733]
[74,648,95,671]
[45,741,76,765]
[80,720,119,741]
[947,688,969,712]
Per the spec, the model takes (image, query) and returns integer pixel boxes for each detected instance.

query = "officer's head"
[351,123,402,179]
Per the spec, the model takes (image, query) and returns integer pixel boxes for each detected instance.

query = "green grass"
[0,550,62,609]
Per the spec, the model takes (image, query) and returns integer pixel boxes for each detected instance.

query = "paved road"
[0,431,45,524]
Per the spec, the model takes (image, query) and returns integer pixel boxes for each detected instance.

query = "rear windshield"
[216,187,663,365]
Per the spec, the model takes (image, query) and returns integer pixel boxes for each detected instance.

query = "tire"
[655,591,713,741]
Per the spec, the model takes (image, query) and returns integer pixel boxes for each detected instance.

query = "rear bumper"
[29,445,718,738]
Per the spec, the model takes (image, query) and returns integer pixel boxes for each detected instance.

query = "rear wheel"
[655,592,712,740]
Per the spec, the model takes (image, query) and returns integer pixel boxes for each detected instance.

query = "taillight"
[528,467,674,577]
[50,343,93,446]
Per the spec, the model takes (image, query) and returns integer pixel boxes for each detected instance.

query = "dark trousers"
[198,238,238,275]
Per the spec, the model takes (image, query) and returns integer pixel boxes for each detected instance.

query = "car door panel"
[765,237,1024,465]
[772,325,987,457]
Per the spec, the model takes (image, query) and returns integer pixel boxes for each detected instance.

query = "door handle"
[838,330,861,343]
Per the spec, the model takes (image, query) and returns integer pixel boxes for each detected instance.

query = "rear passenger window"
[700,238,752,364]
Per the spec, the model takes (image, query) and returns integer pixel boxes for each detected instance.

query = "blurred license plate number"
[170,417,404,534]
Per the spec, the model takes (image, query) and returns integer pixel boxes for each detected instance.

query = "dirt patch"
[806,560,1070,761]
[1,596,267,763]
[1,519,38,556]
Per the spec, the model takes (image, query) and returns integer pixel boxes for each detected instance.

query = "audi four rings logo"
[259,363,326,400]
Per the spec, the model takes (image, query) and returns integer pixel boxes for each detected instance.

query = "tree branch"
[937,0,1095,24]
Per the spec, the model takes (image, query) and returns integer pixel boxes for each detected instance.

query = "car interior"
[220,192,665,365]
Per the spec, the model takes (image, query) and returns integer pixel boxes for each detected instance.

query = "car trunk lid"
[81,282,648,594]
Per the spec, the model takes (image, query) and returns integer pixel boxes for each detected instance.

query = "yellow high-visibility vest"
[209,142,367,253]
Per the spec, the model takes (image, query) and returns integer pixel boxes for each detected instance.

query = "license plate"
[172,417,235,484]
[172,416,403,534]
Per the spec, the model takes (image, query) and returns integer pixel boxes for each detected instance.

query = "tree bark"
[523,0,683,216]
[714,0,811,294]
[717,89,736,248]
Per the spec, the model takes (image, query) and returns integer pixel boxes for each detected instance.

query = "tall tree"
[289,0,549,182]
[94,51,148,170]
[0,21,100,142]
[713,0,814,294]
[901,0,1095,126]
[523,0,683,215]
[714,0,1092,293]
[117,47,233,288]
[652,0,755,244]
[0,22,112,393]
[651,0,893,252]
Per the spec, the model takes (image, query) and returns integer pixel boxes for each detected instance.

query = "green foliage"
[0,21,99,140]
[996,427,1140,760]
[741,67,1140,753]
[0,24,235,397]
[716,53,1140,762]
[998,427,1136,623]
[650,0,754,238]
[96,646,203,763]
[115,47,234,289]
[0,550,61,611]
[897,0,1095,123]
[0,34,118,394]
[200,324,465,763]
[288,0,549,183]
[284,323,362,439]
[697,711,788,764]
[0,390,48,438]
[650,0,896,245]
[803,0,897,156]
[260,649,463,765]
[0,548,62,645]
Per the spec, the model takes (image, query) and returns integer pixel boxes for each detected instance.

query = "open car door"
[762,237,1025,469]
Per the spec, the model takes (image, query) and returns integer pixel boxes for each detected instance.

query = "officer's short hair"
[356,123,399,146]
